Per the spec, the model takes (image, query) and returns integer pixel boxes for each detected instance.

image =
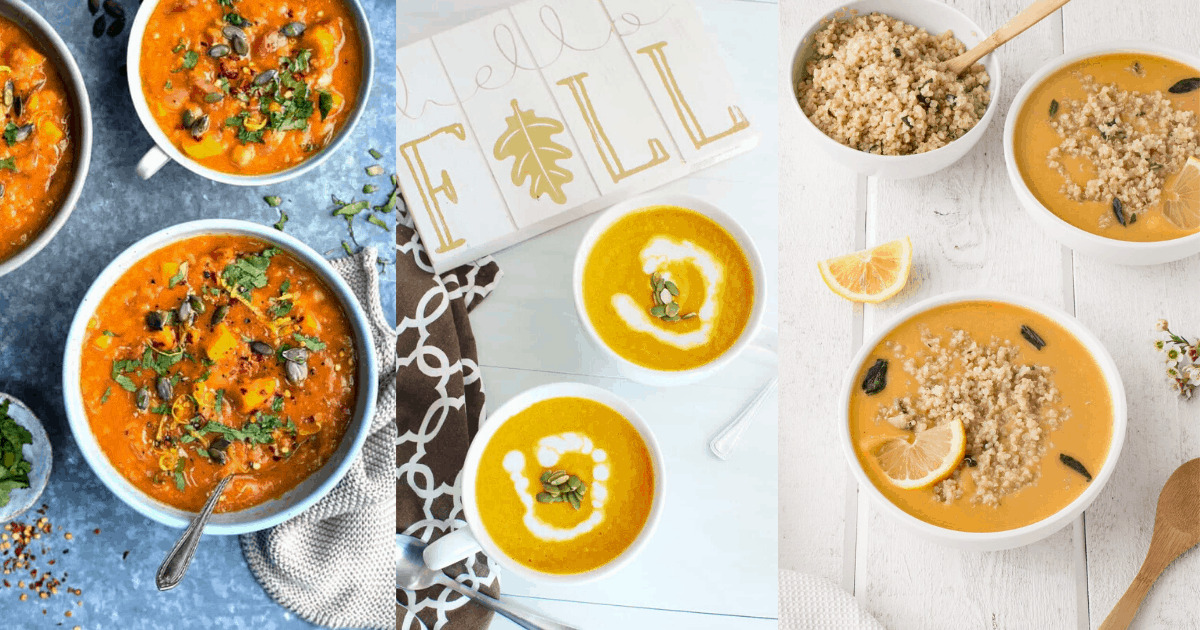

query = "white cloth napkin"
[240,247,397,629]
[779,569,886,630]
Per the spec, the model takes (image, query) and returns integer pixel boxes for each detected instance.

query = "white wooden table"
[399,0,779,628]
[781,1,1200,628]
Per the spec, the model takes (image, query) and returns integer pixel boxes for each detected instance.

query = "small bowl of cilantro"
[0,394,51,522]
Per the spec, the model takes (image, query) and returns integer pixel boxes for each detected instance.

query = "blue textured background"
[0,0,396,627]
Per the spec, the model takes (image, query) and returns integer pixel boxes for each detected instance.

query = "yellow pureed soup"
[848,301,1113,532]
[1013,53,1200,241]
[582,205,754,372]
[475,397,655,575]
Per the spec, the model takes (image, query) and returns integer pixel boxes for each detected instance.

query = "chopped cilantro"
[221,250,274,299]
[0,157,17,172]
[274,211,289,232]
[292,333,326,352]
[182,50,199,70]
[367,214,389,231]
[318,91,333,120]
[369,148,383,160]
[168,261,188,288]
[100,387,113,404]
[0,400,33,508]
[214,389,224,416]
[264,195,282,207]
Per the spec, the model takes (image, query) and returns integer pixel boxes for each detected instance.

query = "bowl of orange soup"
[421,383,665,583]
[127,0,372,185]
[62,220,377,534]
[0,0,92,277]
[840,293,1126,550]
[573,194,768,387]
[1005,43,1200,265]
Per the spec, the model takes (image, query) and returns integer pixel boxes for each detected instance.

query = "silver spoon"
[156,474,235,591]
[709,376,778,460]
[396,534,578,630]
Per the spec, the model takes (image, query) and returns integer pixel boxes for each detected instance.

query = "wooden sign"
[396,0,759,271]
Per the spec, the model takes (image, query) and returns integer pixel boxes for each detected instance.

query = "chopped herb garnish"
[182,50,199,70]
[0,157,17,172]
[168,261,188,288]
[367,214,389,231]
[341,241,354,256]
[318,91,333,120]
[100,387,113,404]
[173,458,186,490]
[221,250,275,299]
[363,184,378,194]
[333,201,368,217]
[0,400,33,508]
[264,195,283,207]
[214,389,224,415]
[273,210,289,232]
[369,148,383,160]
[293,333,326,352]
[365,165,384,177]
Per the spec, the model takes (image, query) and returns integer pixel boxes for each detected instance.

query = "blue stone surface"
[0,1,396,627]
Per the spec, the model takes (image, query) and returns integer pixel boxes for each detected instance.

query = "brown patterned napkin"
[395,215,503,630]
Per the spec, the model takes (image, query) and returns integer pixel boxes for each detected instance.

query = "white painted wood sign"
[395,0,760,271]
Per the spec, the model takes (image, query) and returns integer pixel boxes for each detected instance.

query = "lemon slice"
[873,418,966,490]
[817,237,913,303]
[1162,156,1200,230]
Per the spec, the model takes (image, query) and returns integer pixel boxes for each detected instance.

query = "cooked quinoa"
[797,12,991,155]
[1047,75,1200,224]
[877,329,1062,507]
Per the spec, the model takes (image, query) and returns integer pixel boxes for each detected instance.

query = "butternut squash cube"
[206,323,239,361]
[183,136,224,160]
[93,334,112,350]
[161,261,179,284]
[238,377,277,412]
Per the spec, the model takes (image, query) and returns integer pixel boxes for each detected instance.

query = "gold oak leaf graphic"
[493,99,574,204]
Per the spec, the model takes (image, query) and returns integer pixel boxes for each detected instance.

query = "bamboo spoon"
[945,0,1072,75]
[1100,458,1200,630]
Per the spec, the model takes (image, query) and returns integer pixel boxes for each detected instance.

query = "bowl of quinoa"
[838,292,1127,551]
[791,0,1000,178]
[1004,42,1200,265]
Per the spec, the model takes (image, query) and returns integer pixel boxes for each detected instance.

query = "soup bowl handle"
[136,145,172,180]
[423,527,483,571]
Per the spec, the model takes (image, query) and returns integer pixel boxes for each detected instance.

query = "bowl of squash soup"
[573,194,767,386]
[422,383,664,583]
[126,0,372,185]
[839,292,1126,550]
[0,0,92,277]
[1005,43,1200,265]
[62,219,377,534]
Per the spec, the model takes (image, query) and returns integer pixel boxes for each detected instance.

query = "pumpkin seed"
[281,22,306,38]
[649,304,667,318]
[1060,453,1092,482]
[188,114,209,140]
[135,388,150,411]
[145,310,164,332]
[187,295,205,314]
[208,44,231,58]
[861,358,888,395]
[1049,99,1059,117]
[178,299,194,325]
[2,80,11,109]
[666,302,680,317]
[285,360,307,384]
[211,304,229,327]
[547,471,569,485]
[10,124,32,143]
[567,493,581,510]
[659,288,673,304]
[664,280,679,296]
[281,347,309,363]
[1020,325,1046,350]
[181,108,199,128]
[542,482,561,495]
[1168,77,1200,94]
[536,492,555,503]
[253,69,277,86]
[567,476,582,490]
[155,376,174,401]
[223,25,249,56]
[250,341,273,356]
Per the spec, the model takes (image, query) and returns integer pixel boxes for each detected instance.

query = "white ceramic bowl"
[0,393,52,523]
[0,0,92,277]
[425,382,666,585]
[789,0,1001,179]
[838,291,1127,550]
[62,220,378,535]
[1003,42,1200,266]
[125,0,374,186]
[572,193,769,387]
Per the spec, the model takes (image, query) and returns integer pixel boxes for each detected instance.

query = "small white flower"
[1155,340,1166,350]
[1156,319,1169,332]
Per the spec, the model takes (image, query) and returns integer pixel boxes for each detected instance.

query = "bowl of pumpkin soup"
[0,0,92,277]
[62,220,377,535]
[127,0,372,185]
[573,194,767,387]
[1005,43,1200,265]
[840,293,1126,550]
[422,382,664,583]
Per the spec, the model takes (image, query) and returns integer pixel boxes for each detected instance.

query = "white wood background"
[780,1,1200,629]
[400,0,779,628]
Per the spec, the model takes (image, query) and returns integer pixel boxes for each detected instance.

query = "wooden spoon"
[945,0,1073,75]
[1100,458,1200,630]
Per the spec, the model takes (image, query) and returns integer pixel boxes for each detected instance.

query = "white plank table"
[398,0,780,627]
[780,1,1200,628]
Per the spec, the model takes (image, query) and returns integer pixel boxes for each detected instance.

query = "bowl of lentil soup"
[127,0,372,185]
[62,220,377,534]
[1005,43,1200,265]
[790,0,1000,179]
[839,292,1126,550]
[0,0,92,277]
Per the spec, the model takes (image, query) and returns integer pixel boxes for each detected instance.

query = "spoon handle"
[156,474,235,591]
[1099,543,1175,630]
[709,376,778,460]
[437,575,579,630]
[949,0,1071,73]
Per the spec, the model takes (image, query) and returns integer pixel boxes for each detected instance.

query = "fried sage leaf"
[1168,77,1200,94]
[861,359,888,395]
[1020,325,1046,350]
[1060,453,1092,482]
[1112,197,1127,227]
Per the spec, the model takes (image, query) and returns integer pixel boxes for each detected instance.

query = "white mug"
[422,382,666,584]
[572,193,774,387]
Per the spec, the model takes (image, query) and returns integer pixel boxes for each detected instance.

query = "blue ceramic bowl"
[61,220,378,535]
[0,393,52,523]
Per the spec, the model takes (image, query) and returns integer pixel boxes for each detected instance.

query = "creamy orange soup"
[475,397,655,575]
[848,301,1113,532]
[0,15,75,263]
[80,235,357,512]
[140,0,363,175]
[582,205,755,372]
[1014,53,1200,241]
